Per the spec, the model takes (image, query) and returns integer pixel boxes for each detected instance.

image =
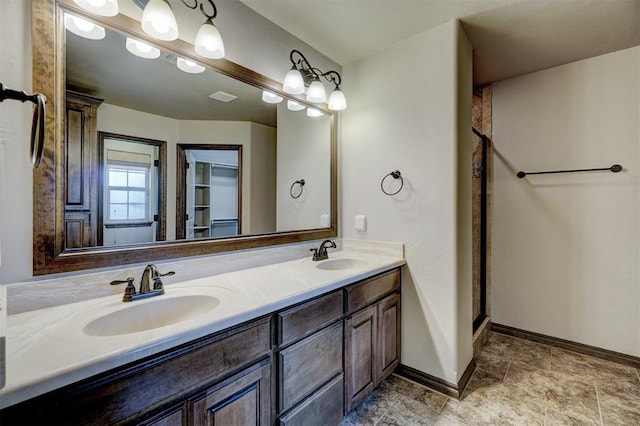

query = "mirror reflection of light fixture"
[262,90,284,104]
[177,57,205,73]
[73,0,118,16]
[282,49,346,111]
[126,37,161,59]
[287,100,305,111]
[307,108,324,118]
[64,13,106,40]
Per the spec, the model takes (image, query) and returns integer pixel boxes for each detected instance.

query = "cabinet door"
[344,304,377,413]
[377,293,400,383]
[140,405,185,426]
[192,359,271,426]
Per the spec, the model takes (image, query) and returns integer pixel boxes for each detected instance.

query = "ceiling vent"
[209,91,237,103]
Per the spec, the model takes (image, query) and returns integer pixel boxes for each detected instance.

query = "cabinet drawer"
[278,373,344,426]
[279,321,343,413]
[345,268,400,314]
[278,290,343,346]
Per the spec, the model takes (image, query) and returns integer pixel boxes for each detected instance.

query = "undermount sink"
[315,258,368,271]
[83,295,220,337]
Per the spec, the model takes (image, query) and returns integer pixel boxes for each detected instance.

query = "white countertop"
[0,249,405,409]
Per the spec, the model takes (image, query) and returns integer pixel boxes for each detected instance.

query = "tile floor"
[341,332,640,425]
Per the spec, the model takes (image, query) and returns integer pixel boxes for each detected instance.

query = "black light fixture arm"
[180,0,218,19]
[289,49,342,88]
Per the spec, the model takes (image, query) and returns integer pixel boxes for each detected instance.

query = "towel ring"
[290,179,305,199]
[381,170,403,196]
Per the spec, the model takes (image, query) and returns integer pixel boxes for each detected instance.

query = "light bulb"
[283,67,304,95]
[287,100,305,111]
[262,91,283,104]
[64,13,105,40]
[328,88,347,111]
[306,80,326,103]
[126,37,160,59]
[307,108,324,117]
[194,19,225,59]
[73,0,118,16]
[141,0,178,41]
[177,57,205,74]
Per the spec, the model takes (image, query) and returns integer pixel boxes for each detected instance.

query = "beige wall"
[492,46,640,356]
[342,20,473,385]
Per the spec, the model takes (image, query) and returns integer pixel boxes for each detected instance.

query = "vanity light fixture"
[287,100,305,111]
[262,90,283,104]
[64,13,106,40]
[73,0,118,17]
[193,0,225,59]
[126,37,161,59]
[282,49,347,111]
[141,0,179,41]
[177,57,205,73]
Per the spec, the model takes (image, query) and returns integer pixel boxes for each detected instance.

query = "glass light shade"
[177,57,205,74]
[287,100,305,111]
[283,68,305,95]
[141,0,178,41]
[126,37,160,59]
[307,108,324,118]
[194,20,225,59]
[262,90,284,104]
[328,89,347,111]
[64,14,105,40]
[306,80,326,103]
[73,0,118,16]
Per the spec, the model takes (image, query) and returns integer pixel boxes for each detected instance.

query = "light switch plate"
[355,215,367,232]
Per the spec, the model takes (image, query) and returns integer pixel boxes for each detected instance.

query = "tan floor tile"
[442,392,544,426]
[475,351,511,380]
[377,395,463,426]
[502,361,600,423]
[381,375,450,412]
[597,379,640,416]
[600,401,640,425]
[550,348,639,388]
[544,408,598,425]
[484,333,551,370]
[340,388,398,426]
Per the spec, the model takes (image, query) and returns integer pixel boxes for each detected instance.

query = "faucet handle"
[110,277,135,286]
[309,248,320,261]
[152,270,175,291]
[110,277,137,301]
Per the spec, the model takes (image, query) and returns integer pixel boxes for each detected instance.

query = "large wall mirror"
[32,0,337,275]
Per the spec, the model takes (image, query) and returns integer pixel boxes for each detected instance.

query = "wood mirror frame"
[32,0,337,276]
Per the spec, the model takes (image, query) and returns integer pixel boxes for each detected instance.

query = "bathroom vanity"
[0,251,403,425]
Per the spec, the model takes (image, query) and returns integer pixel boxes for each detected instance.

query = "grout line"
[636,368,640,384]
[372,397,399,426]
[594,386,605,426]
[543,407,548,426]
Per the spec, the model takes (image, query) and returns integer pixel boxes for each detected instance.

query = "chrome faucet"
[110,264,175,302]
[310,239,337,261]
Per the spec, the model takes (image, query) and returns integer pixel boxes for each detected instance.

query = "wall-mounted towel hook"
[381,170,403,196]
[290,179,305,199]
[0,82,47,168]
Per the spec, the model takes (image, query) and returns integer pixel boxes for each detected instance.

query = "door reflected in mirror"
[97,132,167,247]
[178,146,244,240]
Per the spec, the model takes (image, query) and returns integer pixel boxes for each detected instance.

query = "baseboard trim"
[395,358,476,400]
[491,323,640,369]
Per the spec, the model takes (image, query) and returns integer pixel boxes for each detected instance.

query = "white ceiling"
[238,0,640,85]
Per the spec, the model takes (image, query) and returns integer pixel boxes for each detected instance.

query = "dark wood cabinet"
[191,359,271,426]
[344,270,401,413]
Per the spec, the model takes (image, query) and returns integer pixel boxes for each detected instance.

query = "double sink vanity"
[0,244,405,425]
